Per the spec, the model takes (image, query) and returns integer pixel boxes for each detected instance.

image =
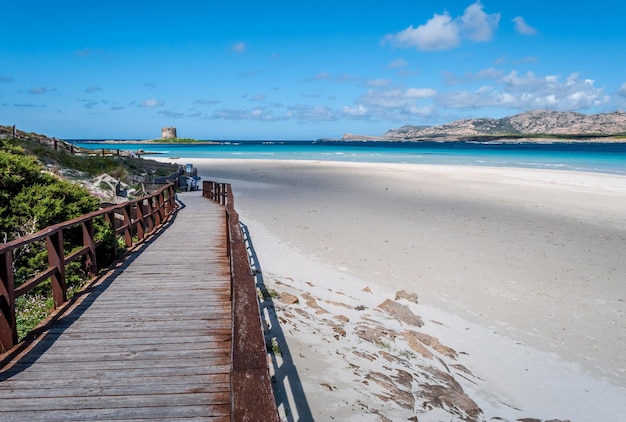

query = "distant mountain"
[347,110,626,141]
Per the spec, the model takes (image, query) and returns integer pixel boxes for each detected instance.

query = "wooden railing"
[0,183,177,353]
[203,180,280,422]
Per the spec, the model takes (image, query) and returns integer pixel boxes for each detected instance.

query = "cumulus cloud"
[461,2,501,41]
[512,16,538,35]
[139,99,164,108]
[342,104,368,117]
[383,2,500,51]
[437,71,609,110]
[232,42,247,53]
[617,82,626,97]
[343,86,437,120]
[385,13,459,51]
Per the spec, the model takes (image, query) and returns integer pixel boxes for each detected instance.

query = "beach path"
[0,192,234,421]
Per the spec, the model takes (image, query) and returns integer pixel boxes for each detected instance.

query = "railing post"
[155,193,164,226]
[104,210,117,258]
[135,203,145,241]
[82,219,98,276]
[122,204,133,248]
[144,198,155,233]
[0,250,17,353]
[167,185,176,213]
[47,231,67,308]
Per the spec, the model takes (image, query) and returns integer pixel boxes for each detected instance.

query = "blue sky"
[2,1,625,140]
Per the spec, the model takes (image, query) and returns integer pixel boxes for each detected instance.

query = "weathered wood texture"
[203,181,280,422]
[0,192,232,421]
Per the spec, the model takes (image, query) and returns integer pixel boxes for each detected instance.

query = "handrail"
[202,180,280,422]
[0,183,177,353]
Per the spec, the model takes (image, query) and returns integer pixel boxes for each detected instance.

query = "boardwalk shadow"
[240,222,314,422]
[0,204,182,379]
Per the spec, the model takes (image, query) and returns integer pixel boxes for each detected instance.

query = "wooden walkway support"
[0,191,278,421]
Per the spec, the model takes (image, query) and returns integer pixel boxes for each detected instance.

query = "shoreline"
[161,157,626,419]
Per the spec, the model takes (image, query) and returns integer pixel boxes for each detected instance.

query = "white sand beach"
[160,158,626,421]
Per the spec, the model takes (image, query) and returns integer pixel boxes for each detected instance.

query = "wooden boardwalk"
[0,192,233,421]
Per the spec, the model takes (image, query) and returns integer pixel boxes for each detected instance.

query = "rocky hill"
[346,110,626,141]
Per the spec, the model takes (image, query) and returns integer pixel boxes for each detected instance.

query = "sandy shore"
[161,158,626,420]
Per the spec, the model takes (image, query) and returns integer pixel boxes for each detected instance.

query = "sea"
[68,140,626,176]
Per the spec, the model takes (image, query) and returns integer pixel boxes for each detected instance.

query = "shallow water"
[69,140,626,175]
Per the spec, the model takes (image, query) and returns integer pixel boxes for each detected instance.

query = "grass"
[269,337,281,356]
[15,293,54,340]
[14,260,98,341]
[259,287,279,301]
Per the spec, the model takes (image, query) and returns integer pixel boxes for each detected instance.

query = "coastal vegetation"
[1,137,108,338]
[0,126,177,339]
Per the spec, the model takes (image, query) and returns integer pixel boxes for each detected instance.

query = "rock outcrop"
[373,110,626,141]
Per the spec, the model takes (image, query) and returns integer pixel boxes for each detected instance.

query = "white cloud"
[437,72,609,110]
[512,16,538,35]
[211,105,338,122]
[384,12,460,51]
[232,42,247,53]
[617,82,626,97]
[388,58,408,69]
[383,2,499,51]
[461,2,500,41]
[342,104,368,117]
[139,99,164,108]
[346,86,437,120]
[406,88,438,98]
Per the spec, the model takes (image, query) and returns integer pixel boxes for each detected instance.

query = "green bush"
[1,138,114,339]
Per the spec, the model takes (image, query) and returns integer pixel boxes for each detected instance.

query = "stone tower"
[161,127,177,139]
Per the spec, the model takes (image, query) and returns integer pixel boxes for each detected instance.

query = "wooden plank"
[0,381,231,398]
[0,194,235,420]
[0,365,230,380]
[0,373,228,388]
[0,406,230,422]
[0,391,231,411]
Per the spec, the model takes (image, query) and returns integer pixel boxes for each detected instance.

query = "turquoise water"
[69,140,626,176]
